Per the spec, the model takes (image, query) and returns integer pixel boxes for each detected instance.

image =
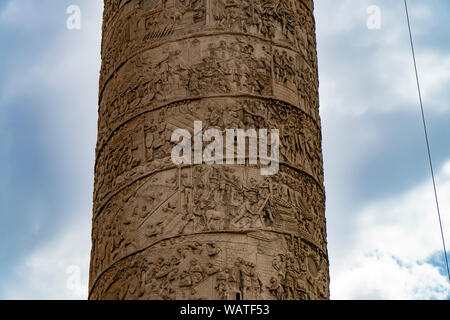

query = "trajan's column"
[90,0,329,300]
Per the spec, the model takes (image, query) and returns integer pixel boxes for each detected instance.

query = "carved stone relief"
[91,0,328,300]
[90,233,328,300]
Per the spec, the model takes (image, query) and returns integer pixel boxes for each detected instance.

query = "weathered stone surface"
[90,0,329,300]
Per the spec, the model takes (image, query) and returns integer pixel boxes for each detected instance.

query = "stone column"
[89,0,329,300]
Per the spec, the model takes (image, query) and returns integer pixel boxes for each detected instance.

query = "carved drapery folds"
[90,0,329,300]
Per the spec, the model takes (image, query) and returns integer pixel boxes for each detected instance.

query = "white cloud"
[0,0,100,300]
[317,0,450,117]
[416,52,450,113]
[2,216,91,300]
[443,162,450,177]
[333,252,448,299]
[317,0,450,299]
[330,161,450,299]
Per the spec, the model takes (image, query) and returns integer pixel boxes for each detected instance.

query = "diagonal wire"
[404,0,450,283]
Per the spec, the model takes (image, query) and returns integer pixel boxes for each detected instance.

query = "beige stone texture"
[90,0,329,300]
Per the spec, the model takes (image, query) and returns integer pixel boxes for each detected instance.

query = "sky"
[0,0,449,300]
